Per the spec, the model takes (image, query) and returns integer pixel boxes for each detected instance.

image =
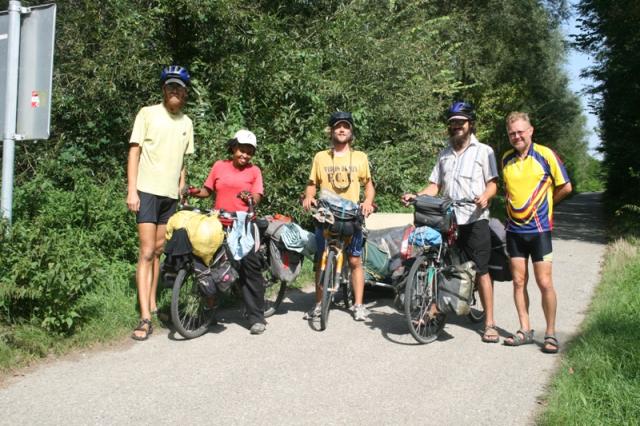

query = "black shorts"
[506,231,553,262]
[136,191,177,225]
[456,219,491,275]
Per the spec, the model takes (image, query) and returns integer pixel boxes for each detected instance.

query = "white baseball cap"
[233,129,257,148]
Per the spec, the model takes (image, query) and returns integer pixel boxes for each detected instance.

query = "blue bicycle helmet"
[160,65,191,86]
[328,111,354,128]
[446,101,476,121]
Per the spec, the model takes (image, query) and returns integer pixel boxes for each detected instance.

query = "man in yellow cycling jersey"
[501,111,572,353]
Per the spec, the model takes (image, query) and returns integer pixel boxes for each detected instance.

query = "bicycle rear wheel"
[263,276,287,318]
[467,286,486,323]
[404,254,446,344]
[171,267,216,339]
[320,251,336,331]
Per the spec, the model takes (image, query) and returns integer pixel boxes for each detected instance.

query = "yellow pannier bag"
[166,210,225,265]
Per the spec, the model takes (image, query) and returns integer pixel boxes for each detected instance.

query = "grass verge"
[538,238,640,424]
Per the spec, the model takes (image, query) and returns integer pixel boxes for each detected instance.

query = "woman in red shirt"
[188,130,267,334]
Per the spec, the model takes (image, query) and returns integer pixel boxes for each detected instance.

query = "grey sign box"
[0,4,56,140]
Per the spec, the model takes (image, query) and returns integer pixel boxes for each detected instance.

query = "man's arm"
[179,167,187,193]
[475,178,498,209]
[126,144,141,212]
[401,182,439,206]
[361,179,375,216]
[417,183,440,197]
[302,182,317,210]
[553,182,572,204]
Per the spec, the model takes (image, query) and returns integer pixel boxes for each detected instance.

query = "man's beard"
[449,128,470,149]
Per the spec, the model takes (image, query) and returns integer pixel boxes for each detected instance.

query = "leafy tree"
[574,0,640,211]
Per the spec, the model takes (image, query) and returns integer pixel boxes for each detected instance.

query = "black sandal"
[131,318,153,341]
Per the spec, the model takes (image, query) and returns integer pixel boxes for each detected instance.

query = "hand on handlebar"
[360,200,375,217]
[473,193,490,209]
[237,190,253,204]
[302,196,317,211]
[401,192,417,207]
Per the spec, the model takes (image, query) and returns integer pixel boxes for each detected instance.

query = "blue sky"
[562,3,601,159]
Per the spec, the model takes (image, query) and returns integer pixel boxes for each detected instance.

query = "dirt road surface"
[0,193,605,425]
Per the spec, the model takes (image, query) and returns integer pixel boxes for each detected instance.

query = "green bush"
[0,169,137,335]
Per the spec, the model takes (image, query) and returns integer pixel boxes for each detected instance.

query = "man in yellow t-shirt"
[126,65,194,341]
[302,111,375,322]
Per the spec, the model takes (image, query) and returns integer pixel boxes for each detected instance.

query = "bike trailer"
[436,261,476,315]
[413,195,453,233]
[363,241,391,282]
[488,218,512,282]
[365,224,415,283]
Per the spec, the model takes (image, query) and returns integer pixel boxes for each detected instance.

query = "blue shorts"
[314,226,364,264]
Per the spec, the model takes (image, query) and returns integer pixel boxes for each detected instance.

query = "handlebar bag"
[413,195,453,233]
[436,260,476,315]
[317,191,361,237]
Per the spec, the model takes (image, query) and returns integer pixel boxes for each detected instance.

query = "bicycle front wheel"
[171,267,216,339]
[320,251,337,331]
[404,255,446,344]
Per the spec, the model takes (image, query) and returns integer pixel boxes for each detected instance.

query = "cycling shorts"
[506,231,553,263]
[313,226,364,264]
[136,191,177,225]
[456,219,491,275]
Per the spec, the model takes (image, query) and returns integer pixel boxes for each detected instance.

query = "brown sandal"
[131,319,153,341]
[503,329,534,346]
[542,335,560,353]
[481,325,500,343]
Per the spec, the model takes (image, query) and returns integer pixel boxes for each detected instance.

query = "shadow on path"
[553,192,606,244]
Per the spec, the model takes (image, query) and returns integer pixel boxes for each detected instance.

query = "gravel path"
[0,192,606,425]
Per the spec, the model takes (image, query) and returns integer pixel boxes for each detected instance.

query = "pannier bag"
[269,239,303,283]
[436,261,476,315]
[363,241,391,282]
[413,195,453,233]
[161,228,193,288]
[166,210,225,265]
[193,256,217,297]
[264,216,307,283]
[488,218,512,282]
[208,247,239,294]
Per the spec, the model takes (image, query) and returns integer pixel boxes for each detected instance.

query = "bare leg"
[349,255,365,306]
[477,272,497,341]
[504,257,532,345]
[134,223,157,339]
[149,224,167,313]
[532,261,556,338]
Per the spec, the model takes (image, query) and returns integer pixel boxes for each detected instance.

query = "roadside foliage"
[0,0,599,352]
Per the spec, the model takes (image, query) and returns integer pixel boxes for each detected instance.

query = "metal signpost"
[1,1,56,224]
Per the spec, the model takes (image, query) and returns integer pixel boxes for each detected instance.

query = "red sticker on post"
[31,91,40,108]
